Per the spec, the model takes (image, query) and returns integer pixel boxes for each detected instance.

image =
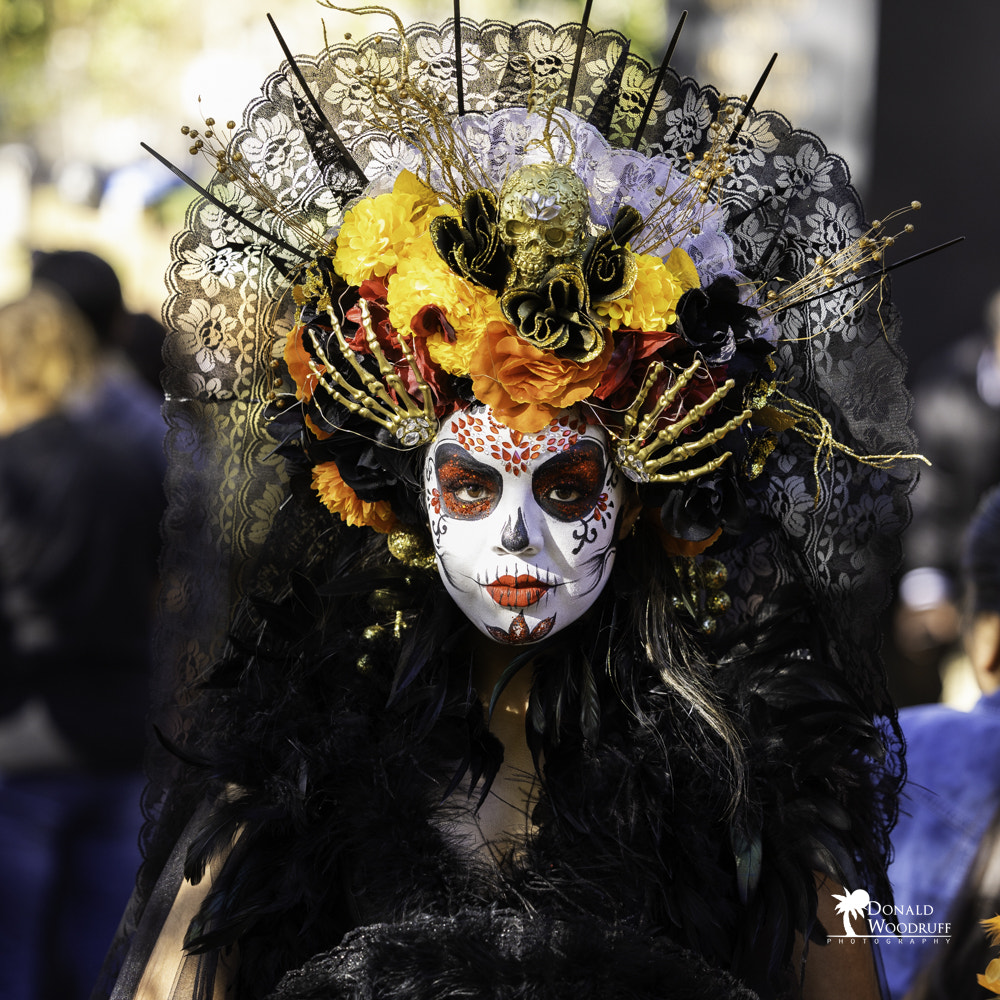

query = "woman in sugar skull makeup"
[96,9,924,1000]
[426,408,628,644]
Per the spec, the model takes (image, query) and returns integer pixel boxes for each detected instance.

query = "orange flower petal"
[284,323,321,401]
[642,506,722,557]
[469,322,613,434]
[312,460,397,534]
[977,973,1000,995]
[304,414,333,442]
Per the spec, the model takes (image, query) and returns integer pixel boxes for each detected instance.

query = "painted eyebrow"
[434,442,501,481]
[533,438,608,480]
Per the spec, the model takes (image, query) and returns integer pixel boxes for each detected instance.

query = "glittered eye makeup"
[532,441,606,522]
[435,444,502,519]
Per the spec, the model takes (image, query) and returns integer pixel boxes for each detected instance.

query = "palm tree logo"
[832,888,871,937]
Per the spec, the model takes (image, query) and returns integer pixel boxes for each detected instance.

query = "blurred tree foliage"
[0,0,191,145]
[0,0,53,135]
[0,0,666,153]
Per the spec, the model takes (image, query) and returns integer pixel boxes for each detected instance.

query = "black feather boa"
[153,527,898,1000]
[269,910,758,1000]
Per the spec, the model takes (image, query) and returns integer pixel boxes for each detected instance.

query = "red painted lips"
[484,574,551,608]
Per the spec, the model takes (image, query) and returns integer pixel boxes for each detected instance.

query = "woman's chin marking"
[485,612,556,644]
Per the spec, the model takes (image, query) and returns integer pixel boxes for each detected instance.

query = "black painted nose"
[501,508,530,551]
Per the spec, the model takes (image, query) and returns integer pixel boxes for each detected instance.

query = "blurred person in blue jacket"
[0,287,163,1000]
[886,485,1000,998]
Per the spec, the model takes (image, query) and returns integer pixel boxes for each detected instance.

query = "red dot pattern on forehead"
[452,411,590,476]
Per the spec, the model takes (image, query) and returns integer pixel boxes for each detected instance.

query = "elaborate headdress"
[152,4,921,641]
[119,6,925,999]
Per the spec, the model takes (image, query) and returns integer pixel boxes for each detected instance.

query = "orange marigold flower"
[387,231,500,375]
[595,248,697,332]
[312,460,397,534]
[469,322,614,434]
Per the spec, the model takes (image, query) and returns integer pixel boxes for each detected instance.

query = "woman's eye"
[455,483,492,502]
[532,441,605,521]
[434,447,502,519]
[440,478,498,519]
[547,485,582,503]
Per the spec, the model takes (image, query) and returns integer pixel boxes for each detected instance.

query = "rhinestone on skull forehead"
[450,410,590,476]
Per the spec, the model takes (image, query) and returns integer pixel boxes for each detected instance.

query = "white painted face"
[424,407,626,644]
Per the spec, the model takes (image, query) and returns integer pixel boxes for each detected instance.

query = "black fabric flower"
[657,465,748,542]
[500,265,605,363]
[582,205,642,302]
[675,277,759,365]
[430,189,510,293]
[309,425,425,526]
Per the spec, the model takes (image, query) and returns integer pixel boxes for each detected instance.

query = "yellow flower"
[391,168,440,210]
[977,917,1000,994]
[332,170,443,286]
[984,915,1000,946]
[979,958,1000,995]
[312,460,397,534]
[595,247,700,332]
[665,246,701,292]
[387,231,504,375]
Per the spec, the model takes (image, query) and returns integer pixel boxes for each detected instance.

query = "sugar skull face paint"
[424,408,626,644]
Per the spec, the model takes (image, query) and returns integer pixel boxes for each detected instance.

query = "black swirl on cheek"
[431,516,448,546]
[571,519,600,556]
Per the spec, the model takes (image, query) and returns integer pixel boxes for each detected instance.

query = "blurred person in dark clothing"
[885,485,1000,998]
[119,310,167,396]
[902,805,1000,999]
[0,288,164,999]
[30,249,167,467]
[894,289,1000,705]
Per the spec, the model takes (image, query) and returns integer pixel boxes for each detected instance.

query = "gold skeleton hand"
[305,299,438,448]
[612,358,752,484]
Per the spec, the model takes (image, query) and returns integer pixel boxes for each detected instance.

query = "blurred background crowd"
[1,0,999,997]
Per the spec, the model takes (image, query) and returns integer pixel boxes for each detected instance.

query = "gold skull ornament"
[498,163,590,288]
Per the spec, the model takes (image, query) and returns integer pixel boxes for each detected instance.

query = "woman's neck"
[469,634,533,712]
[452,632,539,860]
